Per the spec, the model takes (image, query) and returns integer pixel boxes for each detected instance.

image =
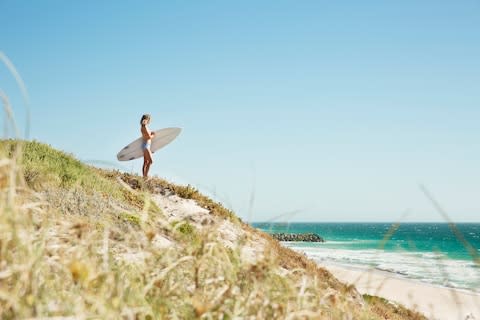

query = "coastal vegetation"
[0,140,426,319]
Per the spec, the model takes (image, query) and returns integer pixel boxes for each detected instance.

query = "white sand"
[322,263,480,320]
[152,192,265,264]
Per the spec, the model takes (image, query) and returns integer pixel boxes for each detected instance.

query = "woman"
[140,114,155,178]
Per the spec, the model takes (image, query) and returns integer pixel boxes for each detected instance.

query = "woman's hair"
[140,114,151,125]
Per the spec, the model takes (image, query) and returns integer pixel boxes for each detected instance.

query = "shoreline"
[325,261,480,296]
[281,241,480,294]
[321,262,480,320]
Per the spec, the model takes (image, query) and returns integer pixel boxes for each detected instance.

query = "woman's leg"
[142,158,147,177]
[145,149,153,177]
[143,148,153,178]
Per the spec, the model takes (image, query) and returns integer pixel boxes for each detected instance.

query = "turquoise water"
[253,223,480,293]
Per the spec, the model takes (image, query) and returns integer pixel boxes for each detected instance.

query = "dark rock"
[271,232,325,242]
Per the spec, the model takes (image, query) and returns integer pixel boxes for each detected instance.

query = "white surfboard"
[117,127,181,161]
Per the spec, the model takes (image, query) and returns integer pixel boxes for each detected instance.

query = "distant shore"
[322,262,480,320]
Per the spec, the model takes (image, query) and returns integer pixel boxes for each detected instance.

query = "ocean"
[252,222,480,293]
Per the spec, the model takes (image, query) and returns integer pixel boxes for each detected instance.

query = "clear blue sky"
[1,1,479,222]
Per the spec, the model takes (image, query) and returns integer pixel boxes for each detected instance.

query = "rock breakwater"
[271,232,325,242]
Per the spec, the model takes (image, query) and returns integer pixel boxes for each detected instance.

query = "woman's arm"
[147,127,155,138]
[141,125,154,140]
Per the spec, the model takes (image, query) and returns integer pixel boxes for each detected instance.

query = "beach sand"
[323,264,480,320]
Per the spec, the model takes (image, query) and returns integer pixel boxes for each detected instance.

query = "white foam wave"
[286,244,480,293]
